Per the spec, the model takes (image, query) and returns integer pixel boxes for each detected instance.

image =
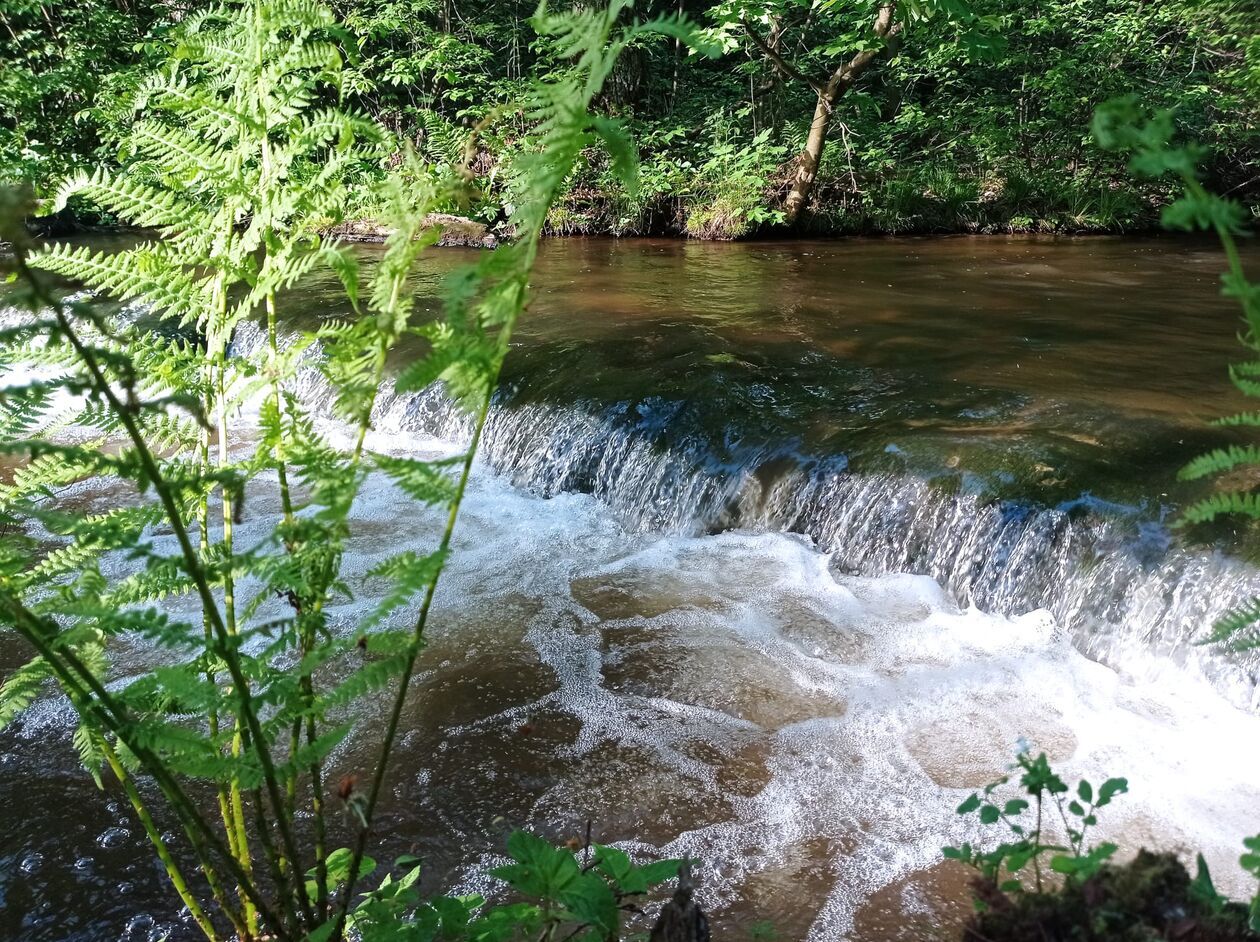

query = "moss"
[965,851,1258,942]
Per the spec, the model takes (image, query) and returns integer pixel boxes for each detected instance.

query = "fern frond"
[1230,362,1260,397]
[372,453,459,507]
[1212,411,1260,428]
[129,121,241,189]
[361,550,447,629]
[29,243,209,324]
[44,168,201,231]
[1179,490,1260,525]
[1200,597,1260,651]
[73,723,107,788]
[1178,444,1260,481]
[0,658,52,729]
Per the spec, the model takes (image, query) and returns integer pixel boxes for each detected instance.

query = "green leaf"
[320,847,377,890]
[1006,847,1035,872]
[639,859,683,886]
[956,793,981,815]
[978,805,1001,825]
[1096,778,1128,807]
[593,843,642,893]
[1050,855,1081,875]
[489,831,580,899]
[468,903,543,942]
[307,921,337,942]
[1189,854,1224,913]
[559,871,619,935]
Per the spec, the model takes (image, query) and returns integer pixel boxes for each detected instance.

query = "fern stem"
[209,276,261,938]
[0,591,268,936]
[212,353,265,933]
[101,738,220,942]
[264,289,329,917]
[198,379,254,930]
[332,388,493,940]
[250,783,303,937]
[23,269,300,934]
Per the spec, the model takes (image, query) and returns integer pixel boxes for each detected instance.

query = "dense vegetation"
[3,0,1257,237]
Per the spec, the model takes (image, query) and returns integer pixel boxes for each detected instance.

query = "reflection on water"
[3,236,1260,941]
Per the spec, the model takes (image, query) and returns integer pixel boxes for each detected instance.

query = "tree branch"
[822,2,903,108]
[742,19,825,96]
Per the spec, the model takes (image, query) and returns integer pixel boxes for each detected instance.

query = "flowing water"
[3,235,1260,941]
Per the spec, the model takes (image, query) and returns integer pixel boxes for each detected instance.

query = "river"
[2,235,1260,940]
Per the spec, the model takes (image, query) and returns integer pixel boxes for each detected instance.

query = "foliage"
[329,833,681,942]
[945,750,1129,896]
[0,0,174,194]
[680,127,786,239]
[0,0,681,939]
[944,752,1257,938]
[1093,97,1260,930]
[6,0,1257,235]
[959,848,1254,942]
[953,97,1260,934]
[1092,98,1260,660]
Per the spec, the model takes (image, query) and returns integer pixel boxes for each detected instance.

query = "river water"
[3,236,1260,940]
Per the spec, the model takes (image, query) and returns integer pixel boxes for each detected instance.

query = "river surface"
[3,236,1260,940]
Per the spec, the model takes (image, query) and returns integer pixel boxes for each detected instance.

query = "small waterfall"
[245,321,1260,706]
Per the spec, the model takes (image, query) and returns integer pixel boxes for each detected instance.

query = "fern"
[1098,103,1260,660]
[1178,444,1260,481]
[1180,491,1260,525]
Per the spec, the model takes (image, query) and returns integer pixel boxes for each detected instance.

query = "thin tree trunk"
[783,2,902,224]
[785,94,834,223]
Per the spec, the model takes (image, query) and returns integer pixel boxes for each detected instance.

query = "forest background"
[3,0,1258,239]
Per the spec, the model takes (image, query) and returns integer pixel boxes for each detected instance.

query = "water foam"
[232,319,1260,709]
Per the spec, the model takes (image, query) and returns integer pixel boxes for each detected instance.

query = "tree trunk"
[782,2,902,225]
[784,92,835,224]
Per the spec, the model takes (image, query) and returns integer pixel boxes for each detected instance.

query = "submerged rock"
[324,212,498,247]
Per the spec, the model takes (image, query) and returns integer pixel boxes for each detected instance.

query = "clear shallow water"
[3,236,1260,940]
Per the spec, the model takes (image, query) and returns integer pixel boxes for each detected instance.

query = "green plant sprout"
[945,750,1128,897]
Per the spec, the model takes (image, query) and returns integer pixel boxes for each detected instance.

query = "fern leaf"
[1200,598,1260,650]
[362,550,447,629]
[1178,444,1260,481]
[44,168,200,231]
[0,658,52,729]
[373,453,459,506]
[1179,491,1260,525]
